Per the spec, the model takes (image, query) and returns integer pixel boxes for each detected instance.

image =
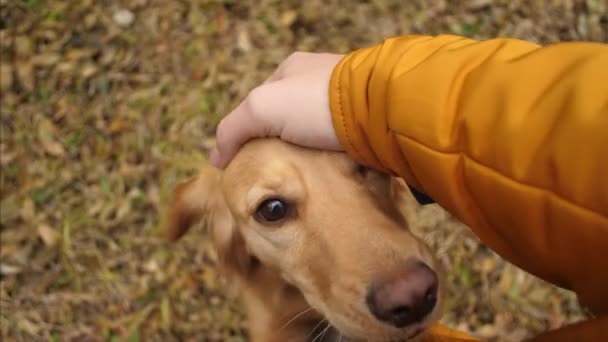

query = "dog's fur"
[166,139,442,341]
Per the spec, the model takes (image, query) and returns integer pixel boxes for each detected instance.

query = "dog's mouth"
[308,295,438,342]
[407,327,426,339]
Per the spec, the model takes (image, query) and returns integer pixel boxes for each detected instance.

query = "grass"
[1,0,605,340]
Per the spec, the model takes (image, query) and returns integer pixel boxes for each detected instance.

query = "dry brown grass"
[1,0,605,341]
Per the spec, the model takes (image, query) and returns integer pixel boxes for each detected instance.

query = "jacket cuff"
[329,51,387,172]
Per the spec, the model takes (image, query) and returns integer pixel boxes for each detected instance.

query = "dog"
[165,139,447,341]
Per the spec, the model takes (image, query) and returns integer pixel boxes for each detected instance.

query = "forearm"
[329,34,608,314]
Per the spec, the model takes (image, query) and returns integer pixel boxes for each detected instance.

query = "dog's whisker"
[311,321,332,342]
[421,231,437,246]
[435,248,449,258]
[336,332,343,342]
[307,319,328,340]
[277,306,314,332]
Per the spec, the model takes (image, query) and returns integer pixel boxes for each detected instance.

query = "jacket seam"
[394,131,608,220]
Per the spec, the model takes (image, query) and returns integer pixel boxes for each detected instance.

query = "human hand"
[210,52,345,168]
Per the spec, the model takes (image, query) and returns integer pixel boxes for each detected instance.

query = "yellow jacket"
[329,35,608,341]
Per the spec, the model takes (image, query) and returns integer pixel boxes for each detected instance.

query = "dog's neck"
[239,265,341,342]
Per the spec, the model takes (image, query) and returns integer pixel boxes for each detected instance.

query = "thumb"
[209,146,224,168]
[211,100,262,168]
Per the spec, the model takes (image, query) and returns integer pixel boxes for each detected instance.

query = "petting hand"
[210,52,345,168]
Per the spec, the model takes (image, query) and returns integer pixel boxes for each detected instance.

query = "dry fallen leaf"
[15,61,35,92]
[80,63,99,79]
[468,0,492,11]
[20,198,35,222]
[280,10,298,27]
[113,9,135,28]
[236,27,252,52]
[0,143,17,165]
[31,53,62,67]
[37,117,66,157]
[37,224,60,247]
[108,118,132,133]
[0,63,13,91]
[0,263,22,276]
[16,316,40,336]
[14,35,34,58]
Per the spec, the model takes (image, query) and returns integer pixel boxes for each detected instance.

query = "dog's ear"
[165,166,251,277]
[165,167,220,241]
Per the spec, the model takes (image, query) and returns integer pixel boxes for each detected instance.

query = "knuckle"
[284,51,306,65]
[286,51,299,61]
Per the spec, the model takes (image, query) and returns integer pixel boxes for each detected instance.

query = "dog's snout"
[366,259,438,328]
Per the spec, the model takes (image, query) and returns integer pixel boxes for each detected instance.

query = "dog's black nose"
[366,259,438,328]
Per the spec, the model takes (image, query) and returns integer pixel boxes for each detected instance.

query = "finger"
[262,55,291,84]
[209,146,222,168]
[211,101,259,168]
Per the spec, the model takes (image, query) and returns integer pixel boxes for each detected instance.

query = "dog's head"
[166,139,442,340]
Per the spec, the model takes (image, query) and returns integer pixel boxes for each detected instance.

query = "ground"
[0,0,606,341]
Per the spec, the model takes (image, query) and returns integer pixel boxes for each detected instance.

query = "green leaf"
[130,193,144,208]
[457,22,481,37]
[28,185,55,205]
[64,130,83,148]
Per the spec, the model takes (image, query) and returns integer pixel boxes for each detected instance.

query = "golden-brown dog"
[166,139,443,341]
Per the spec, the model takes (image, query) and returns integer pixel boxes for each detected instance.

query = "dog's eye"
[256,198,289,223]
